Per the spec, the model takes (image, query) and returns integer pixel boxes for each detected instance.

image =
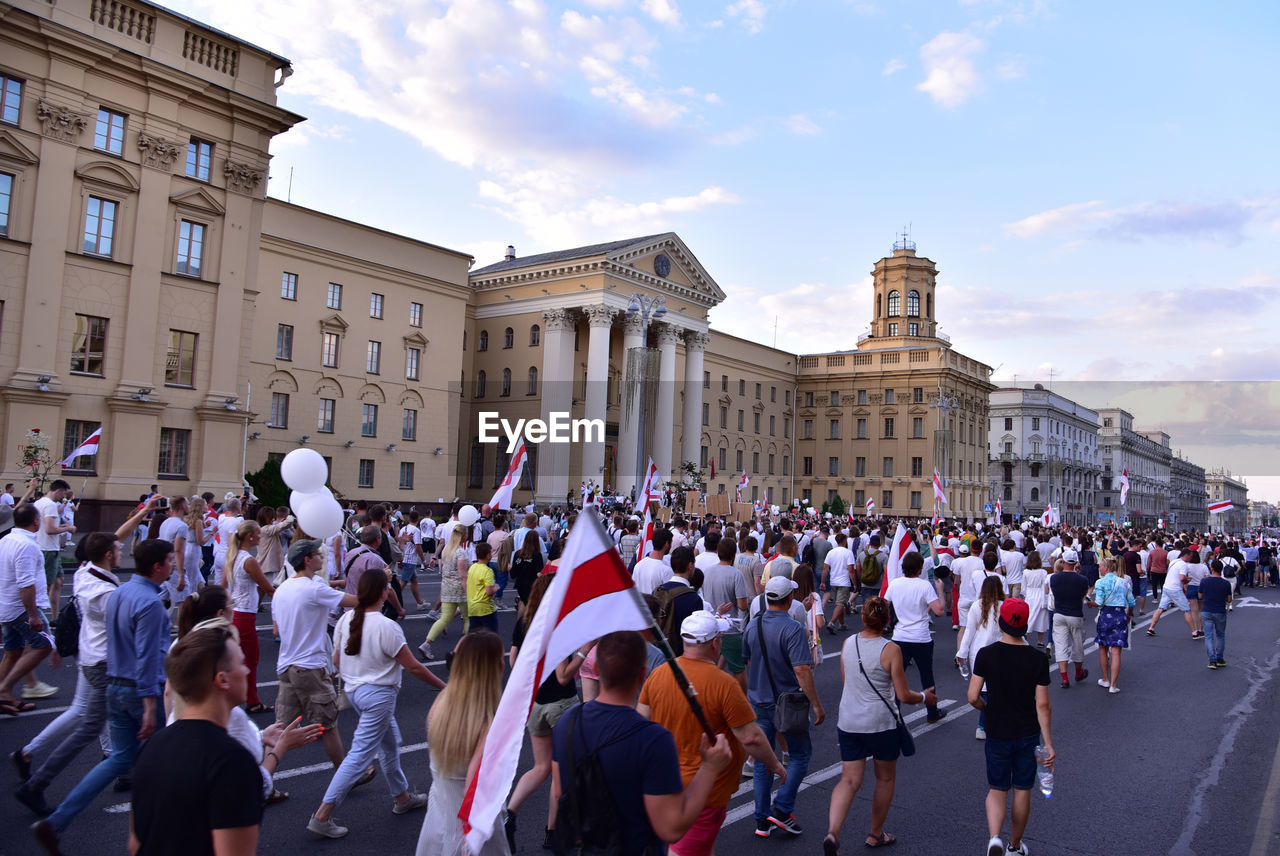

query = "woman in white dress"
[416,630,508,856]
[1022,551,1050,648]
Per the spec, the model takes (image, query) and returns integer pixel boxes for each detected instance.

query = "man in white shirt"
[0,504,55,712]
[34,480,75,618]
[884,551,946,723]
[510,512,546,559]
[694,531,723,575]
[419,515,437,570]
[212,498,243,580]
[272,540,366,777]
[632,529,674,595]
[0,484,15,508]
[821,532,855,634]
[1000,540,1027,599]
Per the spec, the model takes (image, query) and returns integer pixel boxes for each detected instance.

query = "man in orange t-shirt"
[638,611,785,856]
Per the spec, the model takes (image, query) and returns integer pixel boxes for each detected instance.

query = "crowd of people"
[0,478,1273,855]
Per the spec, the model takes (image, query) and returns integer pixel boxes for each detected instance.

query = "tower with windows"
[868,237,939,340]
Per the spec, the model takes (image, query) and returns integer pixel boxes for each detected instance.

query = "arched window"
[530,324,541,346]
[926,293,932,319]
[1030,487,1040,502]
[907,290,920,317]
[475,370,486,398]
[527,366,538,395]
[1003,486,1013,501]
[887,290,900,317]
[478,330,488,351]
[503,327,514,349]
[501,368,511,397]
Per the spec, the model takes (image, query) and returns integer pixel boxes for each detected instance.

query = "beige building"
[1205,468,1248,533]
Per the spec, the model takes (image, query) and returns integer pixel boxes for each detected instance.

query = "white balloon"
[457,505,480,527]
[289,489,322,516]
[295,492,344,540]
[280,448,328,491]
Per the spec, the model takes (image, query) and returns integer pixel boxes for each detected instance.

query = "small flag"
[1209,500,1232,515]
[709,457,715,480]
[880,521,918,597]
[995,498,1002,520]
[865,497,875,513]
[58,427,102,467]
[1119,469,1131,506]
[932,469,948,506]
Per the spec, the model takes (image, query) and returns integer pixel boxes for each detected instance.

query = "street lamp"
[930,380,959,513]
[625,293,667,497]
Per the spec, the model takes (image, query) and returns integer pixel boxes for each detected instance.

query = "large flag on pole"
[488,441,528,510]
[995,498,1002,521]
[637,458,661,562]
[865,497,875,514]
[1119,469,1131,505]
[1041,505,1052,527]
[460,510,651,852]
[736,473,749,502]
[880,521,918,597]
[1208,500,1232,515]
[58,427,102,468]
[932,469,948,505]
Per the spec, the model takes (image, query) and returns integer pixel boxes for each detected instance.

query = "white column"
[616,313,645,498]
[681,331,709,475]
[581,306,614,488]
[536,309,577,506]
[653,323,679,482]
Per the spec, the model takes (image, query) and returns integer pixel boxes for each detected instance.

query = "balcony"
[998,452,1017,462]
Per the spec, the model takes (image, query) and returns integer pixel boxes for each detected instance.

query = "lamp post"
[625,293,666,498]
[930,379,959,514]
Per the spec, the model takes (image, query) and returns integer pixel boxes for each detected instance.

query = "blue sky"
[165,0,1280,498]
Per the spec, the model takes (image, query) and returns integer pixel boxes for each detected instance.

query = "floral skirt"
[1095,605,1129,649]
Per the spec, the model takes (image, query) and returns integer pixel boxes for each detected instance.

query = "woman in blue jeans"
[308,569,446,838]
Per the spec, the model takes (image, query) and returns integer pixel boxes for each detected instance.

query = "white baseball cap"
[765,576,800,601]
[680,610,733,644]
[1062,549,1079,564]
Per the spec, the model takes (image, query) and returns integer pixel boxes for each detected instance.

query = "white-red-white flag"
[1119,469,1131,506]
[459,510,651,852]
[865,497,875,513]
[995,498,1003,520]
[636,458,661,562]
[1208,500,1232,515]
[488,441,528,510]
[58,427,102,467]
[1041,505,1052,527]
[736,473,749,502]
[932,469,948,505]
[880,521,918,597]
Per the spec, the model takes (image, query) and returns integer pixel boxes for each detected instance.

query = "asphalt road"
[3,572,1280,856]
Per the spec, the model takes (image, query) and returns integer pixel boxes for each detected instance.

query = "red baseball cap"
[999,598,1030,636]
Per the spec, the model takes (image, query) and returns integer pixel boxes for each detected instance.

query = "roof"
[470,234,666,276]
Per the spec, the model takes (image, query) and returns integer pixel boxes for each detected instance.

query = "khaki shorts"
[276,665,338,729]
[43,551,63,586]
[832,585,852,606]
[527,695,577,737]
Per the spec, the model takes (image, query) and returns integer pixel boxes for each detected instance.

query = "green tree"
[245,457,288,509]
[829,495,846,517]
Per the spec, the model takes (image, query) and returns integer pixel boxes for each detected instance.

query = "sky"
[163,0,1280,499]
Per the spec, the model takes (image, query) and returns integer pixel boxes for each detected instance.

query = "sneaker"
[754,819,773,838]
[22,682,58,700]
[418,640,434,660]
[1192,631,1204,639]
[768,810,803,835]
[426,609,441,621]
[307,816,349,838]
[1059,676,1069,689]
[1007,842,1029,856]
[926,709,947,724]
[975,726,986,740]
[952,624,959,631]
[1075,669,1089,683]
[418,602,431,611]
[1097,678,1110,688]
[987,836,1005,856]
[15,782,51,816]
[1216,659,1227,667]
[392,791,427,815]
[742,761,754,778]
[823,834,839,856]
[1146,628,1156,637]
[1207,662,1218,670]
[542,828,554,850]
[10,750,31,781]
[1108,685,1120,694]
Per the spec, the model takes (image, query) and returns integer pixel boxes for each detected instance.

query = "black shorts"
[837,727,900,762]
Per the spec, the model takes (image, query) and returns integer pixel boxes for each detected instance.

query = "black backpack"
[801,540,816,568]
[55,566,117,657]
[550,705,656,856]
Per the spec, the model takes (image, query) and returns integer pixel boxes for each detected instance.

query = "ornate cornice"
[36,99,88,143]
[684,330,711,351]
[656,323,682,349]
[223,160,265,195]
[137,133,181,169]
[542,308,577,333]
[582,305,615,328]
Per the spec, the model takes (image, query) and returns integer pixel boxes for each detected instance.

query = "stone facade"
[1095,410,1172,526]
[1205,469,1248,533]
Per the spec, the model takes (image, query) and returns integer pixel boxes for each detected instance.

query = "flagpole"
[623,585,716,740]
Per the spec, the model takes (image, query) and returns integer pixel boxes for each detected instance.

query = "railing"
[857,331,873,343]
[91,0,154,43]
[183,30,239,76]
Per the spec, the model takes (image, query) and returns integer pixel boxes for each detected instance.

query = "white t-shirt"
[960,565,1008,605]
[215,515,243,555]
[1167,559,1188,591]
[420,518,436,540]
[823,546,854,587]
[633,556,673,595]
[693,551,720,575]
[1010,529,1025,549]
[400,524,422,563]
[274,574,347,672]
[332,610,408,690]
[0,492,14,507]
[1035,542,1056,565]
[34,496,61,551]
[885,576,939,644]
[951,556,985,603]
[1000,550,1026,586]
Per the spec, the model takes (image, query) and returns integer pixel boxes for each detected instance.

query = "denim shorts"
[2,611,51,652]
[1186,585,1199,602]
[838,727,901,762]
[398,562,419,581]
[985,733,1039,791]
[1133,576,1148,598]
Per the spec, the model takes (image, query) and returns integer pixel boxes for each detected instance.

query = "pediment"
[76,159,139,191]
[718,394,733,407]
[0,131,38,165]
[403,332,429,349]
[752,401,765,413]
[314,376,344,397]
[607,233,727,305]
[798,408,816,418]
[908,406,929,415]
[852,408,871,417]
[170,186,224,215]
[319,314,349,333]
[825,407,842,417]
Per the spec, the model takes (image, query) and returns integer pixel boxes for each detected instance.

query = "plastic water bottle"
[958,658,970,679]
[1035,744,1054,798]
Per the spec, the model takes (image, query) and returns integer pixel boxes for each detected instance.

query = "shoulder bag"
[853,635,916,757]
[755,610,811,734]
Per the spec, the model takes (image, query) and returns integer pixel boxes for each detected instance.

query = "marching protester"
[1147,547,1195,638]
[957,577,1007,740]
[221,520,276,714]
[1048,551,1090,688]
[1092,557,1135,693]
[1199,559,1233,668]
[884,551,946,724]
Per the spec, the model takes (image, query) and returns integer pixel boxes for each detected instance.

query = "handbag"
[853,635,916,757]
[756,610,811,733]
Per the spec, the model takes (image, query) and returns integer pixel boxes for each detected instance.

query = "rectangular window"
[83,196,116,256]
[358,459,375,488]
[327,282,343,310]
[94,108,126,155]
[322,332,339,368]
[62,420,101,473]
[409,302,422,327]
[912,456,923,477]
[275,324,293,360]
[70,314,108,375]
[804,391,814,408]
[737,410,744,431]
[828,456,839,476]
[883,457,894,477]
[719,406,727,429]
[738,379,745,396]
[721,375,728,392]
[884,417,895,438]
[166,330,196,386]
[784,418,790,439]
[700,445,708,468]
[830,391,839,406]
[857,389,867,406]
[914,387,924,403]
[736,450,744,472]
[270,392,289,428]
[855,489,865,508]
[399,462,414,490]
[0,76,21,125]
[370,292,384,318]
[856,418,867,439]
[0,172,11,236]
[882,490,893,509]
[1032,417,1041,430]
[753,412,760,434]
[402,408,418,441]
[912,417,923,438]
[406,347,420,380]
[855,456,866,477]
[186,138,213,181]
[911,491,922,509]
[157,428,190,477]
[785,390,792,406]
[703,371,710,389]
[317,398,335,433]
[829,418,839,439]
[361,403,378,437]
[769,415,775,436]
[752,452,759,474]
[176,220,204,277]
[803,456,813,476]
[783,455,790,475]
[702,403,709,426]
[755,383,762,399]
[1004,417,1013,431]
[366,340,381,374]
[768,454,775,475]
[885,389,895,405]
[770,386,776,402]
[718,448,726,471]
[281,271,298,300]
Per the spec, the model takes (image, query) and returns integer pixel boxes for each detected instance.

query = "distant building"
[1169,454,1208,531]
[1205,469,1248,532]
[1095,410,1172,527]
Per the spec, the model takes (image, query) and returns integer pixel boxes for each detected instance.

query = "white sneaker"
[392,791,428,815]
[1108,685,1120,694]
[418,640,434,660]
[987,836,1004,856]
[426,609,441,621]
[1006,842,1029,856]
[307,816,349,838]
[418,602,431,611]
[975,727,986,740]
[1097,678,1111,688]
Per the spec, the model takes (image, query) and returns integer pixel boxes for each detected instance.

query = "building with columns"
[1169,453,1208,531]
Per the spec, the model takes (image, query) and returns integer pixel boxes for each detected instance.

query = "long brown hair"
[345,568,388,656]
[792,563,816,600]
[429,631,503,777]
[176,585,230,639]
[977,575,1005,628]
[522,571,555,629]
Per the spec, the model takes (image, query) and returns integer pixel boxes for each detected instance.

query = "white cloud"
[641,0,682,26]
[785,114,821,135]
[916,31,985,107]
[709,125,756,145]
[851,3,882,15]
[1004,201,1107,238]
[882,58,906,76]
[995,56,1027,79]
[725,0,767,34]
[712,277,876,353]
[1005,197,1279,245]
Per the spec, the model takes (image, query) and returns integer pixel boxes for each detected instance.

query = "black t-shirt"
[972,641,1049,741]
[131,719,262,856]
[510,552,545,603]
[511,619,578,704]
[1049,571,1089,617]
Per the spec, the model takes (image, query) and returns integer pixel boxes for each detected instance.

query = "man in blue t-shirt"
[1198,561,1233,668]
[551,631,731,856]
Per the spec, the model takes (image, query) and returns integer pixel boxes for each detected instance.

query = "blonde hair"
[224,520,260,589]
[1101,557,1120,576]
[184,497,207,540]
[429,631,503,777]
